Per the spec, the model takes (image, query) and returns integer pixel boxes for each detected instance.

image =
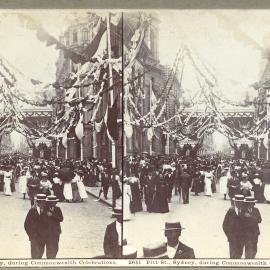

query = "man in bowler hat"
[223,194,245,258]
[164,221,195,259]
[44,195,64,259]
[24,194,47,259]
[103,207,123,258]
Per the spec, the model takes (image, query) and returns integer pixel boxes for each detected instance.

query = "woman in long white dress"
[219,169,229,200]
[75,170,88,202]
[4,169,12,196]
[19,170,28,199]
[63,181,73,202]
[123,177,132,221]
[204,168,213,196]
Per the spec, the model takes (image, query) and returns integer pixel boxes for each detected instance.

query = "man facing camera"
[103,208,123,258]
[164,221,195,259]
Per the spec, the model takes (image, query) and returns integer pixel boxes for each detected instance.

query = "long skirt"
[253,184,265,203]
[77,181,88,199]
[219,176,228,195]
[72,182,81,202]
[204,178,212,196]
[4,178,12,195]
[264,184,270,201]
[19,176,27,194]
[63,183,73,200]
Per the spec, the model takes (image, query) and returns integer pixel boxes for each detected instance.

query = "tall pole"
[107,13,116,168]
[149,79,153,155]
[78,77,84,162]
[56,138,59,158]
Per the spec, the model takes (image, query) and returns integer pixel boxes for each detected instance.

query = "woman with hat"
[111,169,122,209]
[19,169,28,199]
[239,173,252,197]
[52,172,65,202]
[219,168,229,200]
[204,166,213,197]
[70,170,82,202]
[123,176,132,221]
[252,173,265,203]
[73,169,88,202]
[3,166,12,196]
[39,172,52,196]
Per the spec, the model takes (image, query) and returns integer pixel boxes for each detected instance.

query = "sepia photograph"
[0,10,123,259]
[123,10,270,259]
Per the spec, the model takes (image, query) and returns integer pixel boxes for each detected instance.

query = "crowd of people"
[123,154,270,219]
[0,155,122,207]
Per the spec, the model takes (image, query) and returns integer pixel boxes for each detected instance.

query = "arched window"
[82,28,89,41]
[73,31,78,43]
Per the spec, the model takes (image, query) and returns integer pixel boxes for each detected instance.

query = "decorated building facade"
[124,13,181,156]
[53,13,122,167]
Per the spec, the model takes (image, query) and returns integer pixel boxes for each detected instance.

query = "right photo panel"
[123,10,269,259]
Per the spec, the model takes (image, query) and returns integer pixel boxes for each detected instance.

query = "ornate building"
[124,13,181,156]
[54,13,122,167]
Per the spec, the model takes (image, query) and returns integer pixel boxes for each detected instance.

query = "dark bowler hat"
[46,195,59,202]
[112,207,122,218]
[244,196,257,203]
[164,222,184,231]
[34,194,47,201]
[143,242,168,258]
[122,245,137,259]
[232,194,245,202]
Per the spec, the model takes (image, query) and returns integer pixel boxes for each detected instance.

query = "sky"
[158,10,270,101]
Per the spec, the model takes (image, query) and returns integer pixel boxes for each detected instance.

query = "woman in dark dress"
[152,172,169,214]
[52,172,65,202]
[252,173,265,203]
[129,174,143,213]
[111,169,122,209]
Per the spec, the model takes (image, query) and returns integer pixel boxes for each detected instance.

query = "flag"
[75,113,84,141]
[104,96,119,141]
[84,17,107,59]
[61,132,68,149]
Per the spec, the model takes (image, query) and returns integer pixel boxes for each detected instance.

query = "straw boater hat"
[232,194,245,202]
[244,196,257,203]
[143,243,168,258]
[111,207,122,218]
[122,245,137,259]
[46,195,59,202]
[34,194,47,201]
[164,222,185,231]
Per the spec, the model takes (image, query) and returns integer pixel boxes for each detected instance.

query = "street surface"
[123,185,270,258]
[1,184,112,258]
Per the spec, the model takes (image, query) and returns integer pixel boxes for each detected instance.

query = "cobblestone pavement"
[123,185,270,258]
[1,184,113,258]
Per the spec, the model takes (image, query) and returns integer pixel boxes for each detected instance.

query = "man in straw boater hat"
[24,194,47,258]
[223,194,245,258]
[241,196,262,259]
[103,207,123,258]
[163,221,195,259]
[143,242,169,259]
[43,195,64,259]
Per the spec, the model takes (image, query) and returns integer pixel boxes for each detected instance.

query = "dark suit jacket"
[223,207,243,241]
[24,207,47,241]
[166,241,195,259]
[43,206,63,239]
[179,172,192,189]
[103,221,121,258]
[242,207,262,237]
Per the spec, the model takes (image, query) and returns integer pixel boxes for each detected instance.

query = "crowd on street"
[123,154,266,259]
[0,155,122,208]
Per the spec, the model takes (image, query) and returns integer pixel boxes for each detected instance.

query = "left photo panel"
[0,11,123,259]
